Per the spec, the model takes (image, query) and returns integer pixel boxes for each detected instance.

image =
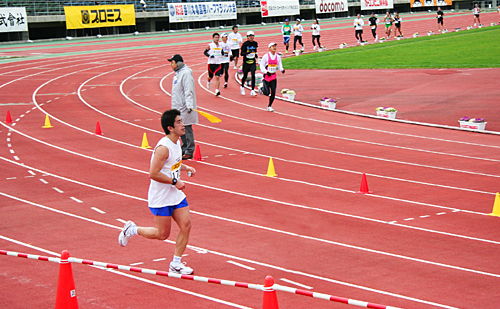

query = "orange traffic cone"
[357,173,372,194]
[95,121,102,135]
[262,276,279,309]
[192,144,204,161]
[6,110,12,123]
[55,250,78,309]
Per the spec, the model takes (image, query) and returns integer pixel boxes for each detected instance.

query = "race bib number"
[267,64,277,73]
[371,25,376,29]
[231,38,239,45]
[246,52,255,59]
[212,48,222,56]
[171,161,182,179]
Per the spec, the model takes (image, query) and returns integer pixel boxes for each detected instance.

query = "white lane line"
[116,218,126,224]
[130,262,144,266]
[403,218,415,221]
[214,155,223,157]
[39,178,48,184]
[419,215,430,218]
[28,170,36,175]
[436,212,446,215]
[70,197,83,203]
[91,207,106,214]
[13,156,19,160]
[6,177,16,180]
[9,149,14,153]
[6,138,10,141]
[24,175,34,178]
[7,143,11,147]
[227,261,255,271]
[280,278,313,290]
[52,187,64,193]
[153,258,167,262]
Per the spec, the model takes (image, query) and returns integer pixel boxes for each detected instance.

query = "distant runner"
[220,33,231,89]
[204,32,223,96]
[354,14,364,43]
[384,11,394,39]
[292,18,305,51]
[227,26,243,70]
[473,4,481,27]
[311,19,323,50]
[368,12,379,42]
[281,19,292,53]
[437,7,444,32]
[240,31,259,96]
[394,12,403,38]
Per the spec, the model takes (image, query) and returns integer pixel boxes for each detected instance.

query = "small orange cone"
[42,115,53,128]
[262,276,279,309]
[55,250,78,309]
[140,133,151,149]
[192,144,204,161]
[264,158,277,177]
[95,121,102,135]
[357,173,372,194]
[489,192,500,217]
[6,110,12,123]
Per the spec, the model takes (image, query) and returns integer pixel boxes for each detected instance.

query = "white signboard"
[0,7,28,33]
[360,0,394,10]
[261,0,300,17]
[168,2,236,23]
[315,0,348,13]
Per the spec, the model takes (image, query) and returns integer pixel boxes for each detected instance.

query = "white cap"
[247,31,255,36]
[268,42,277,48]
[221,32,228,37]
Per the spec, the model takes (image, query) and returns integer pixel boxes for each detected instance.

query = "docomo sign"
[361,0,394,10]
[316,0,348,13]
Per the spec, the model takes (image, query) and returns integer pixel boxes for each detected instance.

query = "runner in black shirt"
[368,12,379,41]
[437,7,444,32]
[240,31,259,96]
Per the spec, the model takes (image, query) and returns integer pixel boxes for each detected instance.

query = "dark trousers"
[371,27,377,38]
[293,36,303,50]
[221,63,229,83]
[181,125,195,156]
[241,63,256,90]
[312,35,321,47]
[355,29,363,41]
[262,78,277,107]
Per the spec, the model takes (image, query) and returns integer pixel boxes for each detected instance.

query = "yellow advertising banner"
[64,5,135,29]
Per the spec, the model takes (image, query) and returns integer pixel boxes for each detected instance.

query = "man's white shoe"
[118,221,136,247]
[240,86,245,95]
[207,82,211,89]
[169,262,194,275]
[313,46,317,50]
[215,89,220,96]
[267,106,274,112]
[250,90,257,96]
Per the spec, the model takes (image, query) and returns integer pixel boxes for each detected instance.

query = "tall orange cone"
[489,192,500,217]
[95,121,102,135]
[140,133,151,149]
[264,158,277,177]
[192,144,204,161]
[55,250,78,309]
[42,114,53,128]
[262,276,279,309]
[357,173,372,194]
[5,110,12,123]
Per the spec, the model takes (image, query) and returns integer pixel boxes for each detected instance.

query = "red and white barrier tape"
[1,250,401,308]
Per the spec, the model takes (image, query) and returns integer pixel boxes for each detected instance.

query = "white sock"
[173,256,182,264]
[130,225,138,236]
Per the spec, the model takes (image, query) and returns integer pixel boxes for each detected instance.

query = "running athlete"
[311,19,323,50]
[204,33,223,96]
[259,42,285,112]
[394,12,403,38]
[368,12,379,41]
[437,7,444,32]
[384,11,394,39]
[281,19,292,53]
[240,31,258,96]
[220,33,231,88]
[292,18,305,51]
[354,14,364,43]
[227,26,243,69]
[119,109,197,275]
[473,4,481,26]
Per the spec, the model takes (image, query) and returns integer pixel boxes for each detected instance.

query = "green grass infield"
[282,26,500,69]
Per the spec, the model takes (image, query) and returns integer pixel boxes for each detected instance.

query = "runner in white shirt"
[354,14,364,43]
[220,33,231,88]
[227,26,243,69]
[311,19,323,50]
[204,32,223,96]
[473,4,481,26]
[293,18,305,51]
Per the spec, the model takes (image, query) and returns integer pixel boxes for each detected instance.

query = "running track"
[1,11,500,309]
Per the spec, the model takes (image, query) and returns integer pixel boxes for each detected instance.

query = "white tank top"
[207,42,223,64]
[148,136,186,208]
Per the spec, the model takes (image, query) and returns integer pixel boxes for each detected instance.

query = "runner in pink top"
[259,42,285,112]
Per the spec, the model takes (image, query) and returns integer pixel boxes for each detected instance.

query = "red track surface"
[1,11,500,309]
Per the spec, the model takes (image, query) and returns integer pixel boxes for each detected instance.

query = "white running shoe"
[267,106,274,112]
[207,82,211,89]
[169,262,194,274]
[250,90,257,96]
[215,89,220,96]
[474,23,477,26]
[233,66,237,70]
[118,221,136,247]
[223,82,228,88]
[375,36,378,42]
[313,46,317,50]
[301,47,305,51]
[240,86,245,95]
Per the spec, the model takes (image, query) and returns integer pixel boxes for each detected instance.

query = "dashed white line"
[6,177,16,180]
[28,170,36,175]
[9,149,14,153]
[6,138,10,142]
[130,262,144,266]
[7,144,11,147]
[404,218,415,221]
[39,179,48,184]
[15,118,20,122]
[70,197,83,203]
[52,187,64,193]
[153,258,167,262]
[436,212,447,215]
[13,156,19,160]
[214,155,223,157]
[91,207,106,214]
[229,154,237,156]
[226,261,255,270]
[24,176,34,178]
[280,278,313,290]
[116,218,126,224]
[419,215,430,218]
[20,114,24,118]
[452,210,461,213]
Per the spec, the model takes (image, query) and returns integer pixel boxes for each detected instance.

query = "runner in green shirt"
[281,19,292,53]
